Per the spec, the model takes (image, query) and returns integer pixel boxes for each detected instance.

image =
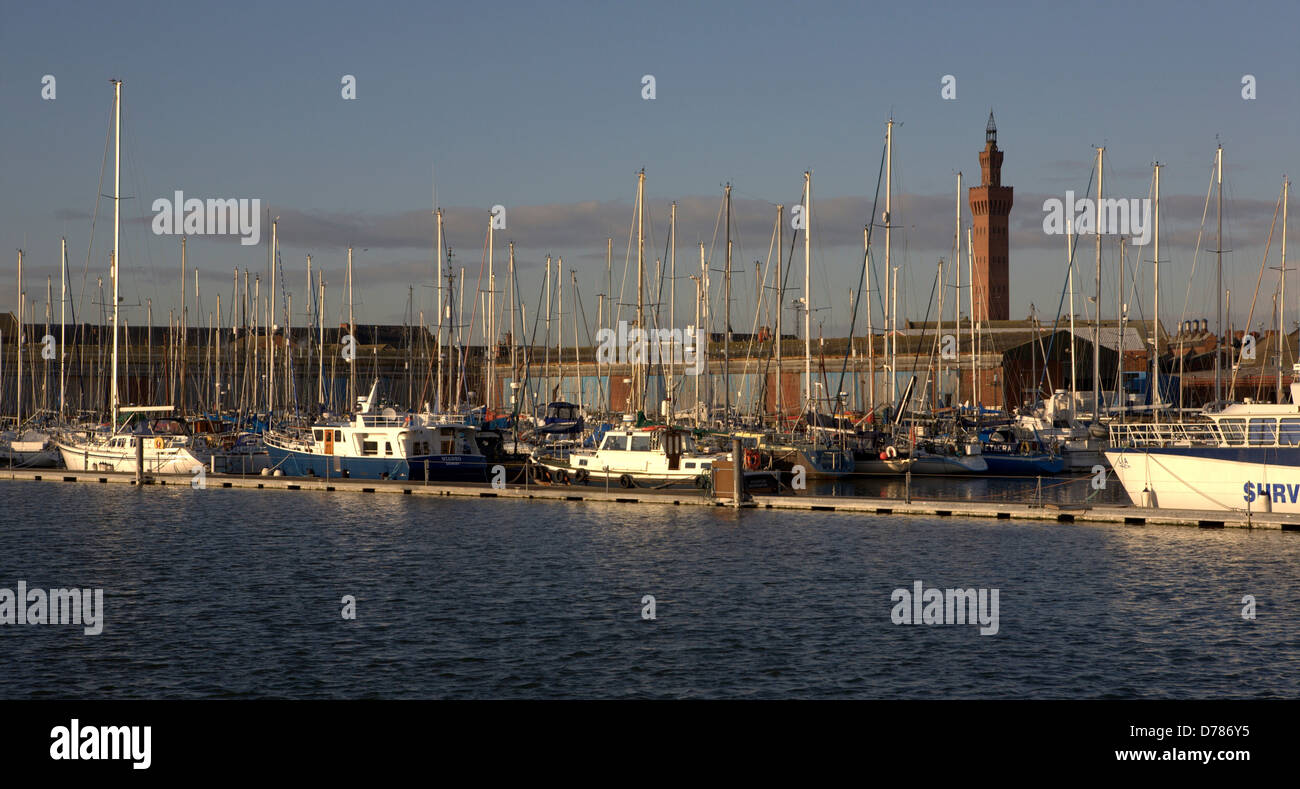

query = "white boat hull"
[56,439,209,475]
[1104,447,1300,512]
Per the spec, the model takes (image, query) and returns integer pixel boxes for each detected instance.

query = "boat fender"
[884,445,898,459]
[154,437,164,450]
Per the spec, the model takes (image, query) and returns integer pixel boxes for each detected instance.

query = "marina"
[5,5,1300,768]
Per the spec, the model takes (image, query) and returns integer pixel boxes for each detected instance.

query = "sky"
[2,0,1299,341]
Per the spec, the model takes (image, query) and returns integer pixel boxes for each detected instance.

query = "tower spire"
[969,113,1013,321]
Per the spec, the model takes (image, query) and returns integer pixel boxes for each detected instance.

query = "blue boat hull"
[266,445,487,482]
[982,452,1066,476]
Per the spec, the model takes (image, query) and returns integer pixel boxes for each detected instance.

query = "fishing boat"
[264,381,487,481]
[532,425,722,488]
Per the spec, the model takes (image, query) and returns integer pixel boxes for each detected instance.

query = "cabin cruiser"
[1105,366,1300,512]
[264,381,487,481]
[1015,390,1108,471]
[532,424,723,487]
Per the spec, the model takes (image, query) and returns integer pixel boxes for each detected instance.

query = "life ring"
[743,448,762,471]
[884,445,898,458]
[153,437,164,450]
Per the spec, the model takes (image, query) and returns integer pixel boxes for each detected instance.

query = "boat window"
[362,440,379,456]
[630,435,652,452]
[1219,419,1246,446]
[314,429,324,441]
[685,462,696,469]
[1280,419,1300,446]
[334,430,343,441]
[701,462,711,469]
[1248,419,1278,446]
[384,442,393,455]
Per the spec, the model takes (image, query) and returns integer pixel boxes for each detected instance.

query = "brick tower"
[968,111,1013,321]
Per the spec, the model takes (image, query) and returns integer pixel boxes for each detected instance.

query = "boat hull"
[1104,446,1300,512]
[265,444,487,482]
[56,440,208,474]
[982,453,1066,476]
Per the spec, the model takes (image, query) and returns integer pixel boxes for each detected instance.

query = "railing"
[1107,422,1224,448]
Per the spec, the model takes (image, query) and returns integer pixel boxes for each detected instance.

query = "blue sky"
[3,0,1298,338]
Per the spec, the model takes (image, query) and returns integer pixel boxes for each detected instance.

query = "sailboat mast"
[347,246,355,408]
[268,218,277,415]
[1215,144,1224,404]
[1094,147,1103,423]
[16,249,23,428]
[636,169,645,414]
[724,183,731,424]
[1068,216,1077,404]
[1153,163,1162,410]
[487,211,495,411]
[436,208,444,410]
[509,240,517,409]
[1281,177,1289,402]
[955,172,962,408]
[968,226,977,406]
[700,243,708,418]
[59,237,66,419]
[776,205,784,425]
[110,79,121,428]
[803,171,812,407]
[885,119,894,405]
[865,224,874,416]
[669,201,676,416]
[180,236,187,415]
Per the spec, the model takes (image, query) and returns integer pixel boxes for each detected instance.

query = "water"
[812,471,1131,506]
[2,480,1296,698]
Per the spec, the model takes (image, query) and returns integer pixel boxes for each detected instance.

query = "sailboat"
[54,80,212,475]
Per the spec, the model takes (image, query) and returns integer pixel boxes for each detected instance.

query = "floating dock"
[3,467,1297,531]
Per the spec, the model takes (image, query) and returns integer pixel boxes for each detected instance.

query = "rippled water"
[1,480,1296,698]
